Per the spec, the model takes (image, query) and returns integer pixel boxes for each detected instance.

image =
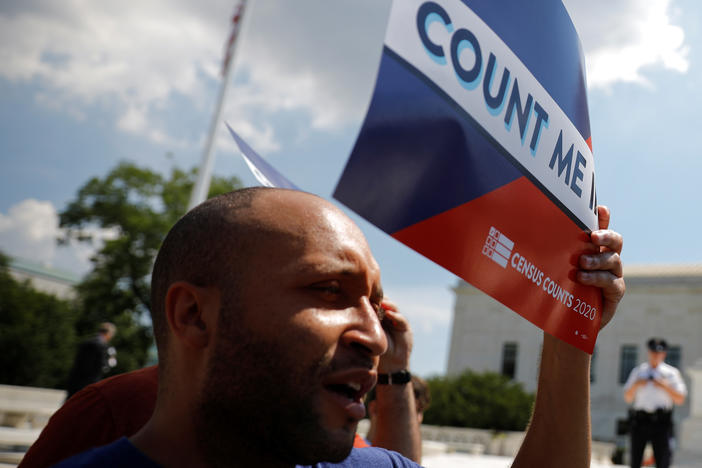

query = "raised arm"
[370,300,422,462]
[512,206,625,468]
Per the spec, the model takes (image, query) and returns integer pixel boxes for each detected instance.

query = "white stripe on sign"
[384,0,597,230]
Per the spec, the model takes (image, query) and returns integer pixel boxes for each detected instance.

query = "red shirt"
[20,366,158,468]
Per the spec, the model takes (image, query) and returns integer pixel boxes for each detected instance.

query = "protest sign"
[226,123,300,190]
[334,0,601,352]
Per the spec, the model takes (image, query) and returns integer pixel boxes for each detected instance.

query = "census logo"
[482,227,545,290]
[482,227,513,268]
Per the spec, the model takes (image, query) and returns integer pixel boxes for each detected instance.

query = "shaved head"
[150,187,259,362]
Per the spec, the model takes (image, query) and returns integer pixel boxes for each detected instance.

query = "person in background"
[624,337,687,468]
[65,322,117,398]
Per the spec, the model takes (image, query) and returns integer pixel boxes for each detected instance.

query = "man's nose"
[341,299,388,358]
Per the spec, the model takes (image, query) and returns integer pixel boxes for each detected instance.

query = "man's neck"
[131,405,296,468]
[130,401,206,468]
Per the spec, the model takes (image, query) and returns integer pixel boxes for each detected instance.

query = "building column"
[676,358,702,463]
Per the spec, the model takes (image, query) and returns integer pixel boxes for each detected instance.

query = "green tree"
[423,370,534,431]
[59,161,241,374]
[0,252,78,388]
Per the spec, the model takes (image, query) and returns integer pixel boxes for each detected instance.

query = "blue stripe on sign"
[334,48,523,235]
[462,0,591,141]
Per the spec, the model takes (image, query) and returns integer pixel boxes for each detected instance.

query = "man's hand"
[651,377,686,404]
[378,299,413,373]
[371,300,421,462]
[576,205,625,330]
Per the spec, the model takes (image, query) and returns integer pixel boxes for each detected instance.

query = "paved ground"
[421,453,627,467]
[422,452,700,468]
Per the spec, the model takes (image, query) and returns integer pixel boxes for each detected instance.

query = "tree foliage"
[59,161,241,375]
[0,252,78,388]
[423,370,535,431]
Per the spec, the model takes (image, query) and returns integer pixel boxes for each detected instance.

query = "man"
[21,303,419,467]
[624,338,687,468]
[56,187,624,467]
[65,322,117,398]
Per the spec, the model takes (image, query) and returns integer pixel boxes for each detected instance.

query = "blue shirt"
[52,437,422,467]
[52,438,154,468]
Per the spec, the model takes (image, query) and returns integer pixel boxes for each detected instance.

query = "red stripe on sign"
[391,176,601,353]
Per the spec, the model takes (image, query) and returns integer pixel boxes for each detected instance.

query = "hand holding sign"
[576,205,625,330]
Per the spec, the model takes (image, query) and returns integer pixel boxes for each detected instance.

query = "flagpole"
[188,0,247,211]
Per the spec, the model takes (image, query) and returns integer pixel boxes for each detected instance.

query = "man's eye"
[311,281,341,296]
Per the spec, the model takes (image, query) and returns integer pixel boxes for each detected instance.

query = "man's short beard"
[194,313,355,466]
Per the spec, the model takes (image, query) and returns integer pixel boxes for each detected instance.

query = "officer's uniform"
[624,355,687,468]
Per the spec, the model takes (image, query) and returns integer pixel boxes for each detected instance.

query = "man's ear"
[165,281,220,349]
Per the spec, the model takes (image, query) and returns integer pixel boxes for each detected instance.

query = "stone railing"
[419,425,523,456]
[357,420,616,462]
[419,425,615,463]
[0,383,66,465]
[0,384,65,431]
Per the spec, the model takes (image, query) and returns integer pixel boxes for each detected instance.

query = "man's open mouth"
[325,382,362,400]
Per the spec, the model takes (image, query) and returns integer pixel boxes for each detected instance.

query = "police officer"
[623,338,687,468]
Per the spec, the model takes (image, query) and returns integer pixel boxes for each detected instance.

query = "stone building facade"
[447,265,702,442]
[7,257,80,300]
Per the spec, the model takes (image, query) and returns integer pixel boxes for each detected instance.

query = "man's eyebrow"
[292,259,366,277]
[294,265,357,276]
[293,263,383,296]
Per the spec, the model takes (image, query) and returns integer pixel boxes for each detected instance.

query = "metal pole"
[188,0,246,210]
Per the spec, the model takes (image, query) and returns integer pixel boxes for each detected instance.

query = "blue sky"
[0,0,698,377]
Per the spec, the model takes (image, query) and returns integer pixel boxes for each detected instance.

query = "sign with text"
[334,0,601,353]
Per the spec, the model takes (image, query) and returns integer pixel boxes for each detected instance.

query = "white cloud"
[117,105,149,135]
[217,116,281,156]
[7,0,683,153]
[0,1,390,152]
[563,0,689,89]
[231,1,390,131]
[0,199,117,276]
[0,0,231,145]
[0,199,59,263]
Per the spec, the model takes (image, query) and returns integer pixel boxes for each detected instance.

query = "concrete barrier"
[420,425,492,455]
[420,424,615,462]
[0,383,66,466]
[0,384,65,430]
[354,420,616,462]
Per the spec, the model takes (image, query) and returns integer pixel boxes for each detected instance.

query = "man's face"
[197,192,387,465]
[648,350,666,368]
